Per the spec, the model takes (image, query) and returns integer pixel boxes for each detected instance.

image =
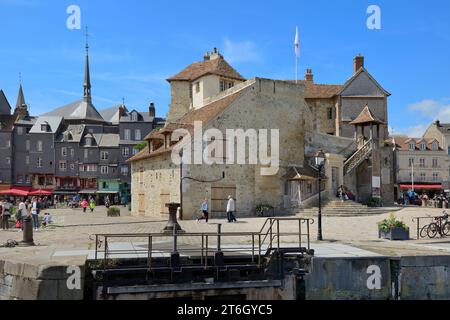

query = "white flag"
[294,27,300,58]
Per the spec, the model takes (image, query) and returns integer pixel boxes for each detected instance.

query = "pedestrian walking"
[81,199,88,213]
[17,199,29,232]
[89,199,95,213]
[226,195,237,223]
[31,197,40,231]
[1,198,12,230]
[197,199,209,223]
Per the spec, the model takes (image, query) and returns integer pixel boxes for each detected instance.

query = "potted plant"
[256,204,274,217]
[107,207,121,217]
[378,213,410,240]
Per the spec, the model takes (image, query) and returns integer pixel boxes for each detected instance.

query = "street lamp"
[315,150,326,241]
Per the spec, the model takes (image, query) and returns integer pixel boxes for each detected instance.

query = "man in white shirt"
[17,200,28,232]
[31,197,40,231]
[226,196,237,223]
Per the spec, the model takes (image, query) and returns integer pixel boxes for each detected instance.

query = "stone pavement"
[1,205,450,262]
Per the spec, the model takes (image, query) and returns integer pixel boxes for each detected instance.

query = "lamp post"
[315,150,326,241]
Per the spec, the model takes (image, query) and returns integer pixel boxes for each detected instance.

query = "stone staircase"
[344,139,373,175]
[297,200,401,217]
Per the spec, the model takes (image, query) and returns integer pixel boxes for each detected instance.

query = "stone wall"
[0,257,84,300]
[305,98,337,135]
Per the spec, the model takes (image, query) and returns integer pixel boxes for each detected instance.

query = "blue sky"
[0,0,449,136]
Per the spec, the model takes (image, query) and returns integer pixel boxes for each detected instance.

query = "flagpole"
[296,54,298,84]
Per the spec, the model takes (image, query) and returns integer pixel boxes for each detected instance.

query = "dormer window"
[420,143,426,151]
[432,142,439,151]
[41,122,49,132]
[86,137,92,146]
[409,143,415,151]
[131,112,138,122]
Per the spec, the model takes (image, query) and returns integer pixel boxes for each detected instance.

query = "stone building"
[129,49,395,219]
[393,135,449,199]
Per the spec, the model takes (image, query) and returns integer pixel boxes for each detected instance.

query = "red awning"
[0,188,30,196]
[29,189,53,196]
[400,184,442,190]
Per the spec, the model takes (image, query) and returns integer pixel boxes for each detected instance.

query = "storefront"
[98,179,120,205]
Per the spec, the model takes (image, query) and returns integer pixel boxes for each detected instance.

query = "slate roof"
[120,109,154,123]
[56,124,86,143]
[43,99,105,123]
[29,116,64,134]
[98,134,120,148]
[0,90,11,115]
[15,116,37,126]
[0,115,15,132]
[100,105,128,124]
[168,56,245,82]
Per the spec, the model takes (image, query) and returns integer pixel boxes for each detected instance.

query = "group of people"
[80,198,96,213]
[0,197,52,232]
[337,185,355,202]
[197,196,237,224]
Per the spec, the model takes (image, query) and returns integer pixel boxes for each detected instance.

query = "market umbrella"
[29,189,53,196]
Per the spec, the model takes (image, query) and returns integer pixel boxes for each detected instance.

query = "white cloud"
[393,124,429,138]
[223,38,263,64]
[407,99,450,121]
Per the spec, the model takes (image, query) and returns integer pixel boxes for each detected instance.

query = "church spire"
[14,74,29,119]
[83,26,92,102]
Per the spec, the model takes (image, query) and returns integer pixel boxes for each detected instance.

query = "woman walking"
[89,199,95,213]
[81,199,88,213]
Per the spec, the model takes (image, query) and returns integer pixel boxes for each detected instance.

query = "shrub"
[107,207,121,217]
[256,204,274,215]
[367,197,382,208]
[378,213,409,233]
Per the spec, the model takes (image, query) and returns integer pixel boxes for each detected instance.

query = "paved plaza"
[2,206,450,264]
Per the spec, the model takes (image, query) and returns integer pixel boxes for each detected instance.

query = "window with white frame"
[124,129,131,140]
[432,158,439,168]
[37,158,42,168]
[37,141,43,152]
[121,165,129,175]
[409,158,414,167]
[100,151,109,161]
[61,147,67,157]
[122,148,130,157]
[70,148,75,157]
[59,161,67,172]
[100,166,109,174]
[420,173,426,181]
[409,143,415,151]
[131,113,138,121]
[25,156,30,165]
[433,172,440,181]
[419,158,425,168]
[135,129,141,141]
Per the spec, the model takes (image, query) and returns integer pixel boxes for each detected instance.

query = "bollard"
[214,224,224,267]
[170,225,181,270]
[162,203,184,234]
[22,216,35,246]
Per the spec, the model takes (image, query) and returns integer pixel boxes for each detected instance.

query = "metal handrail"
[94,217,314,271]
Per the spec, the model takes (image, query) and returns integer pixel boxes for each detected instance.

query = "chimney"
[304,69,314,82]
[354,54,364,73]
[149,102,156,118]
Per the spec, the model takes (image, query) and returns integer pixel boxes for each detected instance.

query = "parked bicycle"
[420,211,450,239]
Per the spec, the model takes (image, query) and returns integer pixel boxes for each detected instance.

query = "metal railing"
[93,217,314,272]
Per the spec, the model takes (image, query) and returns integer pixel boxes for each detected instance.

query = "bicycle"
[427,211,450,239]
